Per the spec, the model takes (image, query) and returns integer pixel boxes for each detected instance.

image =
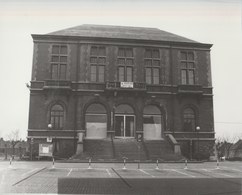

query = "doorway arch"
[114,104,135,138]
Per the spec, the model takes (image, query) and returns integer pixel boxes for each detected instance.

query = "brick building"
[27,24,214,160]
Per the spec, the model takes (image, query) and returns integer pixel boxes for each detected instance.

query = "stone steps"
[73,138,184,161]
[75,139,114,160]
[113,138,147,160]
[144,140,184,161]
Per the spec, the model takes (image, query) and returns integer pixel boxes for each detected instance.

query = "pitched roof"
[230,140,242,150]
[47,24,199,44]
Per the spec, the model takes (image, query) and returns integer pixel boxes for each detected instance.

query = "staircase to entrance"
[112,138,147,161]
[144,140,184,161]
[74,139,114,160]
[74,137,184,161]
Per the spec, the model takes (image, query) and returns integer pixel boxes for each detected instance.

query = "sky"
[0,0,241,141]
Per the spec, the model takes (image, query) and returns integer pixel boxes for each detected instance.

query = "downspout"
[169,44,175,135]
[73,43,80,153]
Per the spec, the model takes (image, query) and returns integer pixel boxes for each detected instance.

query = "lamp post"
[137,134,142,169]
[190,139,193,160]
[48,124,53,157]
[30,138,34,161]
[196,126,200,160]
[112,106,116,138]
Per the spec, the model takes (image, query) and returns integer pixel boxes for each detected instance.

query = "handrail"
[167,134,181,155]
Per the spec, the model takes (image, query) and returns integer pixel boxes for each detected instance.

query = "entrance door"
[115,115,135,137]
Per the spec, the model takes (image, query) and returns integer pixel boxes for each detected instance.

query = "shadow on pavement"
[58,177,242,195]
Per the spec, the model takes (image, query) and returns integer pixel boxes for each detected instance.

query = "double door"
[115,115,135,137]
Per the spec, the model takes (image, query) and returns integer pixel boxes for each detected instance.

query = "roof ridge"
[82,24,160,30]
[42,24,205,45]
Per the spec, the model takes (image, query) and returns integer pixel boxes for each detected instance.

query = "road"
[0,160,242,194]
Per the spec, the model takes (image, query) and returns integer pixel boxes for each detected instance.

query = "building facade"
[27,24,215,159]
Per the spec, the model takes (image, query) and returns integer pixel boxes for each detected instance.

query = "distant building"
[27,24,214,160]
[228,140,242,159]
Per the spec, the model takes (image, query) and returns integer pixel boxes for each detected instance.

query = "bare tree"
[215,135,239,159]
[7,130,21,159]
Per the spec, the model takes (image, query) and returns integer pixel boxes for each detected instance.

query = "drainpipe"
[169,45,175,135]
[73,43,80,154]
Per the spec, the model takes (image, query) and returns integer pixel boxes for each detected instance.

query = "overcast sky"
[0,0,241,141]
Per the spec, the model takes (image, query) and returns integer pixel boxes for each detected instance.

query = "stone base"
[76,142,83,155]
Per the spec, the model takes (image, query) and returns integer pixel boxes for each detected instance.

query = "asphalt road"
[0,160,242,194]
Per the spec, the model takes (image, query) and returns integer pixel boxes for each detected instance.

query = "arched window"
[50,104,64,130]
[115,104,134,114]
[85,103,107,139]
[183,108,196,131]
[143,105,163,139]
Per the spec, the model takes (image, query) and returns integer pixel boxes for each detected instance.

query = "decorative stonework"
[206,51,212,86]
[32,43,38,80]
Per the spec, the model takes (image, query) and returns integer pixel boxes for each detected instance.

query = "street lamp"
[48,124,52,129]
[196,126,200,159]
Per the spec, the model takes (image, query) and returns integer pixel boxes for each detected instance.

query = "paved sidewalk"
[0,161,242,194]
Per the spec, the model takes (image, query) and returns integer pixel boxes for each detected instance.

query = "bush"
[227,157,242,161]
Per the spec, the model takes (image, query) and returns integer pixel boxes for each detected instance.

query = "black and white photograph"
[0,0,241,194]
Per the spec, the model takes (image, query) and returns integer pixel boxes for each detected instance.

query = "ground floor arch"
[114,104,135,138]
[143,105,163,140]
[85,103,107,139]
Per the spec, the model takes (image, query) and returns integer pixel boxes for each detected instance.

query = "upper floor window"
[180,51,195,85]
[144,49,160,84]
[183,108,196,132]
[51,45,68,80]
[50,104,64,130]
[90,46,106,82]
[117,48,134,82]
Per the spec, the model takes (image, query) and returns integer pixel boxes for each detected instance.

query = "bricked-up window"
[90,46,106,82]
[143,105,163,139]
[180,51,195,85]
[183,108,195,132]
[85,103,107,138]
[144,49,160,84]
[51,45,67,80]
[50,104,64,130]
[117,48,134,82]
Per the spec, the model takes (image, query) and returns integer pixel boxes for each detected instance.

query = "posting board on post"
[39,143,53,157]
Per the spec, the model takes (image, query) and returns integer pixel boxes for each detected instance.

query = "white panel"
[143,124,162,140]
[86,122,107,139]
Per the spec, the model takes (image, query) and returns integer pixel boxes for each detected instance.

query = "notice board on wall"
[39,143,53,157]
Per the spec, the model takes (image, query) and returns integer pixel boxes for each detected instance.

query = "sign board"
[120,82,133,88]
[137,134,143,142]
[47,137,52,143]
[39,143,53,157]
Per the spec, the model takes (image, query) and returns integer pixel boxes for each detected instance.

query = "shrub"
[227,157,242,161]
